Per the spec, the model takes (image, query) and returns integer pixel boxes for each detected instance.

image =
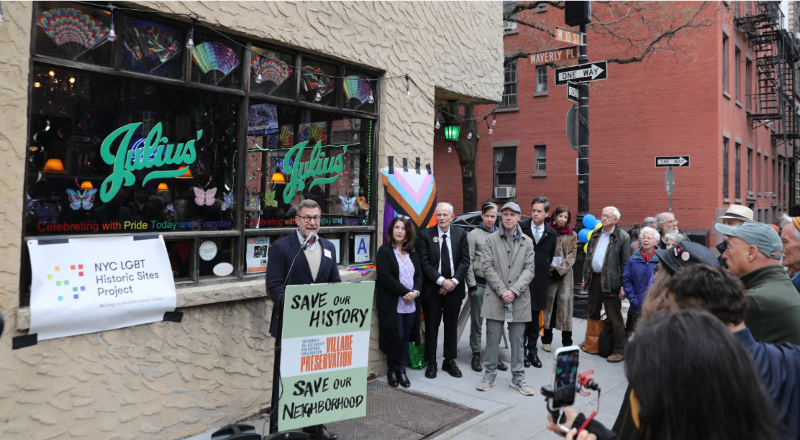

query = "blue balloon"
[583,214,597,229]
[578,228,590,243]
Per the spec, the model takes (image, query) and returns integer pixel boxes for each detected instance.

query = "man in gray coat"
[477,202,536,395]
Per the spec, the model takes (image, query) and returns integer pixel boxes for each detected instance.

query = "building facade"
[0,2,503,439]
[435,1,799,248]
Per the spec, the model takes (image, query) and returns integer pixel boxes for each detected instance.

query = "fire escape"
[735,1,800,209]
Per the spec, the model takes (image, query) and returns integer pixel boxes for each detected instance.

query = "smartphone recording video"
[549,346,580,410]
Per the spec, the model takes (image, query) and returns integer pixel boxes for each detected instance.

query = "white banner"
[28,235,177,341]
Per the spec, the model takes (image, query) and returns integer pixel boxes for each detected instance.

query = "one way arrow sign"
[655,155,690,168]
[555,61,608,86]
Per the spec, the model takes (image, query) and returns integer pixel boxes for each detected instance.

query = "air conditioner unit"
[494,187,516,199]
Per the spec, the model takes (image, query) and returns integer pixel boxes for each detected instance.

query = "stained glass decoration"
[192,42,241,84]
[300,125,327,145]
[266,128,293,148]
[343,75,372,104]
[123,26,182,73]
[37,8,108,57]
[251,51,291,90]
[301,66,335,99]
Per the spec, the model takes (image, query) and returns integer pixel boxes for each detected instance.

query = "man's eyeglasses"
[667,220,679,226]
[298,216,321,223]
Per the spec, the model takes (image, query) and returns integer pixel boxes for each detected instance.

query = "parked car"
[452,211,532,231]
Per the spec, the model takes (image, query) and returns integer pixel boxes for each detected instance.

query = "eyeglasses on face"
[667,220,679,225]
[298,215,321,223]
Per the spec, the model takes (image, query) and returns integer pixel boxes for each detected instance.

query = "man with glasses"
[655,212,681,249]
[266,199,341,440]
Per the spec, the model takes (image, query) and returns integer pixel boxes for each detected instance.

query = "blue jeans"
[390,312,415,371]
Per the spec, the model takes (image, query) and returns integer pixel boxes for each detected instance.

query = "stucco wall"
[0,2,502,439]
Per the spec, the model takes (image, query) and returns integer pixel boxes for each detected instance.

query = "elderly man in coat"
[476,202,537,396]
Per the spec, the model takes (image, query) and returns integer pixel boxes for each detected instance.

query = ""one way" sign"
[555,61,608,86]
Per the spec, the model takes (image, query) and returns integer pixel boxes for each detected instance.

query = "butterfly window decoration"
[356,196,370,211]
[67,188,97,210]
[340,196,357,214]
[221,191,234,210]
[193,187,217,206]
[264,189,278,208]
[245,193,260,210]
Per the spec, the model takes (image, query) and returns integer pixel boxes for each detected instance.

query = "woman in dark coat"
[375,216,422,388]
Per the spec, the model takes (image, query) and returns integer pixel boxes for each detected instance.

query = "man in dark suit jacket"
[419,202,470,379]
[520,196,557,368]
[266,199,340,440]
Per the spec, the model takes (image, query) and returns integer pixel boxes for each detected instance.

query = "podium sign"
[278,281,374,431]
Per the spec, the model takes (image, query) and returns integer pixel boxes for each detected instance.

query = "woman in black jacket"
[376,216,422,388]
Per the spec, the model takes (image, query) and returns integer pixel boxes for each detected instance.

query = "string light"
[405,75,411,99]
[486,119,493,135]
[368,92,374,104]
[186,22,194,50]
[255,73,263,83]
[315,90,322,102]
[107,5,116,42]
[435,117,440,129]
[447,145,452,153]
[467,131,473,140]
[492,114,497,126]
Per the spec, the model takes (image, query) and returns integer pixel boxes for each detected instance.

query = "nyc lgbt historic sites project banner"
[279,281,374,431]
[27,235,177,341]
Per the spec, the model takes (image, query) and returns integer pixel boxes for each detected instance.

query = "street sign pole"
[576,21,590,228]
[665,166,675,212]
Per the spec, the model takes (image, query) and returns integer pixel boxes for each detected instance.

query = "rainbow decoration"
[123,26,182,73]
[192,42,241,83]
[343,75,373,104]
[266,128,293,148]
[251,52,291,90]
[300,125,327,145]
[301,66,335,97]
[37,8,108,51]
[381,164,438,236]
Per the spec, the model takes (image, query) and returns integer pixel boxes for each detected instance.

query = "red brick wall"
[434,2,784,233]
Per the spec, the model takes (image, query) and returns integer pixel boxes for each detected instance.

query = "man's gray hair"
[603,206,621,220]
[656,212,674,227]
[664,232,688,244]
[436,202,454,215]
[643,216,658,228]
[639,226,661,242]
[531,196,551,213]
[481,202,498,214]
[297,199,320,213]
[780,213,800,241]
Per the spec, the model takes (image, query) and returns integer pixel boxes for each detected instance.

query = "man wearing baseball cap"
[716,205,754,267]
[715,221,800,345]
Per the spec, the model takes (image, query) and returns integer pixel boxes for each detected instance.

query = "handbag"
[582,318,604,354]
[598,315,614,358]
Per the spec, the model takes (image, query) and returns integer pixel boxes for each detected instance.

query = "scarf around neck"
[549,221,573,236]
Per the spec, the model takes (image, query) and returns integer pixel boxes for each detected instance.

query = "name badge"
[324,249,332,259]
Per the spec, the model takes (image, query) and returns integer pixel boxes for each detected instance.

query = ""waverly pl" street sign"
[555,61,608,86]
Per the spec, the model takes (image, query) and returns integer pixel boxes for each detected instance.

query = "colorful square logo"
[50,264,85,301]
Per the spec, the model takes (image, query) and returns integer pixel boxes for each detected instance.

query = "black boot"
[387,369,399,387]
[471,352,482,372]
[397,370,410,388]
[497,360,508,371]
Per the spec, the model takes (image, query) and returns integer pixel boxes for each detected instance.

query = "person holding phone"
[375,216,422,388]
[548,309,779,440]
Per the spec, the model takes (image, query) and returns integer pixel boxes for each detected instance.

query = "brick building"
[434,1,800,248]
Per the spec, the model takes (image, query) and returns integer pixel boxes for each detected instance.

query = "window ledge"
[746,108,752,115]
[724,198,731,203]
[531,172,547,178]
[736,101,743,108]
[503,30,520,36]
[723,91,732,100]
[495,106,519,113]
[534,91,549,97]
[15,269,376,331]
[736,199,743,203]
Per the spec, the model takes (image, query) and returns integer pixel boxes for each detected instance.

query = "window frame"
[735,143,741,199]
[536,66,548,93]
[22,2,383,302]
[747,147,752,192]
[501,59,518,108]
[534,145,546,175]
[494,147,517,189]
[735,47,741,102]
[723,138,729,198]
[722,33,729,94]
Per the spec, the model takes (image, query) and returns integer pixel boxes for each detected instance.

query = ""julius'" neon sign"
[282,141,346,203]
[99,123,201,202]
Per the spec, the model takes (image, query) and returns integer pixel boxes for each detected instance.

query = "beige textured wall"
[0,2,502,439]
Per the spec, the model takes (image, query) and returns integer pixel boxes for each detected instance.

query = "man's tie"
[534,226,541,244]
[441,234,452,279]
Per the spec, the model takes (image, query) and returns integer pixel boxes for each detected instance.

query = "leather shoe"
[523,358,531,368]
[387,369,399,387]
[425,363,438,379]
[441,360,463,378]
[471,352,482,372]
[303,425,338,440]
[527,352,542,368]
[497,360,508,371]
[397,370,411,388]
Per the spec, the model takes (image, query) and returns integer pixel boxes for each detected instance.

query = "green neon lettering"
[282,142,346,203]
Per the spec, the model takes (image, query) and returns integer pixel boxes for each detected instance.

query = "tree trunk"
[450,103,479,213]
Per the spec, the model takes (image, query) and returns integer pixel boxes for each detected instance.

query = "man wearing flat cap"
[716,221,800,345]
[716,205,754,267]
[477,202,536,396]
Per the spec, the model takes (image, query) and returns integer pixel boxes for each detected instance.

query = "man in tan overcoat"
[477,202,536,396]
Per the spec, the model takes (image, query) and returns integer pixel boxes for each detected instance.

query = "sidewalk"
[396,312,630,440]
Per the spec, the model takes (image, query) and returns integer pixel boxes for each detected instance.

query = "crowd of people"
[266,198,800,440]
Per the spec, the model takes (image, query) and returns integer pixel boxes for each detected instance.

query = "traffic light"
[565,1,592,26]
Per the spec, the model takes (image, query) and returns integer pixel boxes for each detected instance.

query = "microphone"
[300,231,316,251]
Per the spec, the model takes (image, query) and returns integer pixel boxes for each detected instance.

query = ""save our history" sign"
[278,281,374,431]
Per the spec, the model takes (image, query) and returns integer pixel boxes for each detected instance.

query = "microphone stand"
[269,233,314,435]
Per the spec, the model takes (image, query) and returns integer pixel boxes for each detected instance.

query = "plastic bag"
[408,340,427,370]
